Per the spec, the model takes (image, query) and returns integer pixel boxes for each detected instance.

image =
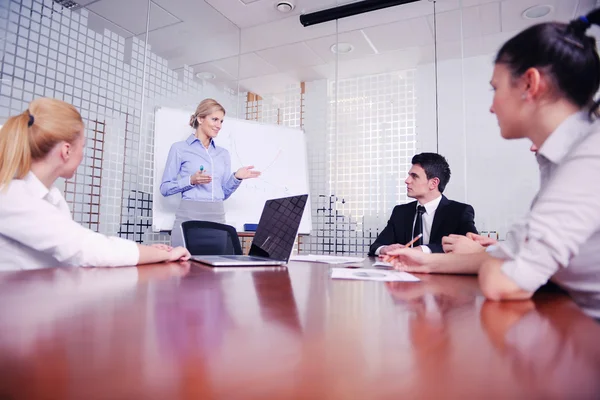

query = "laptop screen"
[249,194,308,262]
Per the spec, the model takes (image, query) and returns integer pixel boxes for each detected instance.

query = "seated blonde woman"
[0,98,191,270]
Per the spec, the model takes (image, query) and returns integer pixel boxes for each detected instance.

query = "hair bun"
[189,113,197,128]
[568,16,591,35]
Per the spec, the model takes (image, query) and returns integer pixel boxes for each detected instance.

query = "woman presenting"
[160,98,260,246]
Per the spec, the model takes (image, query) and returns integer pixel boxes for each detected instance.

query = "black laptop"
[191,194,308,267]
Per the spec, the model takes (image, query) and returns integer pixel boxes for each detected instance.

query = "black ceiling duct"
[299,0,421,27]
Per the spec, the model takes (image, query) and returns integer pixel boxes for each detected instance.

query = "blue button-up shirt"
[160,135,241,201]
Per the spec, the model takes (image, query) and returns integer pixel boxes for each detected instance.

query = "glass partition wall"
[0,0,241,246]
[0,0,157,241]
[1,0,597,253]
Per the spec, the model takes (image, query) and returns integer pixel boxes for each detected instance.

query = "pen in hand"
[382,233,422,263]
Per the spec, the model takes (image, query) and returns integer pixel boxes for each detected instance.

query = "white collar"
[537,111,592,165]
[417,195,443,215]
[23,172,63,207]
[23,172,50,199]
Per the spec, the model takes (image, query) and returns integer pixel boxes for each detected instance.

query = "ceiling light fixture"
[196,72,216,80]
[276,1,295,13]
[300,0,419,27]
[330,42,354,54]
[522,4,553,19]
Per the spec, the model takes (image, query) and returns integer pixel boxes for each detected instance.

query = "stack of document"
[289,254,366,264]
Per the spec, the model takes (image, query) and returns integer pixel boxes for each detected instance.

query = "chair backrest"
[181,221,243,256]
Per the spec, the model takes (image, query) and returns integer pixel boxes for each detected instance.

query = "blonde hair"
[189,98,226,129]
[0,98,84,188]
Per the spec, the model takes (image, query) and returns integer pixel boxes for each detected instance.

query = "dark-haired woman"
[384,10,600,320]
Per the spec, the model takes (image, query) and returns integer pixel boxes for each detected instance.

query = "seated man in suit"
[369,153,477,255]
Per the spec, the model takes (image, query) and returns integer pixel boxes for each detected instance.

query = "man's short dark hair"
[411,153,451,193]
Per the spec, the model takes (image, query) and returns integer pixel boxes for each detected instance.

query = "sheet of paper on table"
[290,254,366,264]
[330,268,420,282]
[372,260,393,268]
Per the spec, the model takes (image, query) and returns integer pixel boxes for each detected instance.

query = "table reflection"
[481,298,600,398]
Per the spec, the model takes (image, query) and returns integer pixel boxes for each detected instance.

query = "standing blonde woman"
[160,98,260,247]
[0,98,191,270]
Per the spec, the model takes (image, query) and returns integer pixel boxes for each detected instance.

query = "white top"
[489,112,600,319]
[0,172,139,270]
[376,195,442,255]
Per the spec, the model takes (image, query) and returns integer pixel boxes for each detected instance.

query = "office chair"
[181,220,243,256]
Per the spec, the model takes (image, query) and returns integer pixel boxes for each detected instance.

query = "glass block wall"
[242,72,417,256]
[0,0,239,244]
[0,0,417,255]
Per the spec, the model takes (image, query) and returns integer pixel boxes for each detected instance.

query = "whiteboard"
[152,107,312,234]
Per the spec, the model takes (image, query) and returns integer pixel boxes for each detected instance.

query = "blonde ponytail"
[189,98,226,129]
[0,112,33,188]
[0,98,84,188]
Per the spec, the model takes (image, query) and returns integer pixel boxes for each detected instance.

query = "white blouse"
[489,112,600,319]
[0,172,139,270]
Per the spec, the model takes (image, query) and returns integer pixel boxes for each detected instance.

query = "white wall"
[416,55,539,239]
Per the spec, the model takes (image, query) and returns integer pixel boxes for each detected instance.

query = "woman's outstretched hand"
[235,166,261,180]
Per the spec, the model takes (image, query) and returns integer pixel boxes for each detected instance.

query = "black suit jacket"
[368,195,477,255]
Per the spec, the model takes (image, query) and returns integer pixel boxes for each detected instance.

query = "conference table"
[1,258,599,399]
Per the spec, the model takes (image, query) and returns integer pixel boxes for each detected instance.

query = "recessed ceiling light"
[276,1,295,13]
[196,72,216,80]
[330,42,354,54]
[522,4,553,19]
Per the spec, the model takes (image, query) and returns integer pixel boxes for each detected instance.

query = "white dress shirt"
[376,195,442,255]
[413,195,442,254]
[489,112,600,319]
[0,172,139,270]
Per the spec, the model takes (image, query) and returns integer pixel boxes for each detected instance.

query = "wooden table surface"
[1,258,599,399]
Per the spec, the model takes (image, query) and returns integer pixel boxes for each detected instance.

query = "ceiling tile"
[205,0,340,29]
[336,0,435,32]
[86,0,180,35]
[500,0,577,33]
[204,53,278,80]
[427,9,463,43]
[177,63,236,84]
[86,8,134,38]
[241,15,336,54]
[256,42,325,71]
[238,72,300,96]
[155,29,240,70]
[77,0,103,5]
[479,3,501,36]
[458,0,502,7]
[362,17,432,53]
[424,3,501,43]
[238,52,279,79]
[304,30,376,64]
[151,0,238,35]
